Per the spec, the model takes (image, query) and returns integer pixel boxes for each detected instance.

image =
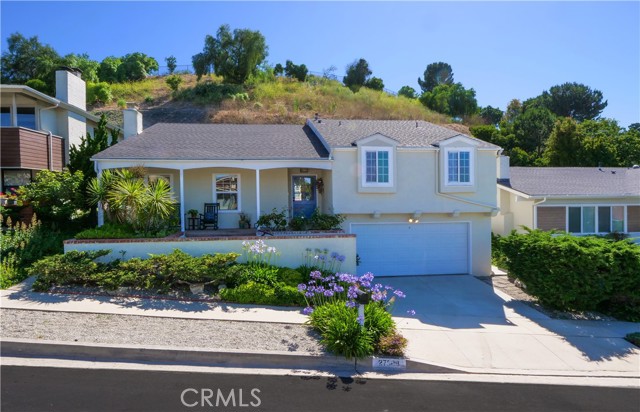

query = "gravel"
[0,309,325,354]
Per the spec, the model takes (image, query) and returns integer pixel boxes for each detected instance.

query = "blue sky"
[2,1,638,127]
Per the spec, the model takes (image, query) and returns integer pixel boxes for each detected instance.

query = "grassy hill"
[91,73,475,133]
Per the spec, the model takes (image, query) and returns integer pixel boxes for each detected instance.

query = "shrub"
[377,331,408,357]
[165,75,183,93]
[0,216,67,288]
[87,82,113,105]
[255,208,287,231]
[498,229,640,321]
[626,332,640,347]
[277,267,304,287]
[30,250,112,291]
[219,281,305,306]
[117,98,127,109]
[74,223,175,239]
[238,265,279,286]
[308,301,374,360]
[364,302,395,344]
[177,81,245,105]
[25,79,49,94]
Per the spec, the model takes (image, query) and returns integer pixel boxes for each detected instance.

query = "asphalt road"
[2,366,638,412]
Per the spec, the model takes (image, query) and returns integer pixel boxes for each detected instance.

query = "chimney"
[497,155,510,180]
[123,107,143,139]
[55,67,86,111]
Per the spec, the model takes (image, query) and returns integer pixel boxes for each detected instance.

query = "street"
[2,365,638,412]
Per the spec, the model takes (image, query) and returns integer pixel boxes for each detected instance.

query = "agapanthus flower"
[393,290,406,298]
[406,309,416,316]
[297,284,307,292]
[302,307,314,315]
[345,300,357,308]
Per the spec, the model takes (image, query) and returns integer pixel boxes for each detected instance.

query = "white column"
[96,164,104,227]
[180,168,185,235]
[255,169,261,223]
[11,94,17,126]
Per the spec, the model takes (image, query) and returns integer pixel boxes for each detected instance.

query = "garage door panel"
[352,223,469,276]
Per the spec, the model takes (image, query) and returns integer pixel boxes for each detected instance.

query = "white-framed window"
[567,205,626,234]
[214,174,240,212]
[361,147,393,187]
[445,148,473,185]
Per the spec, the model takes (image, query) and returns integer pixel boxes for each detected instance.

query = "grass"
[90,73,462,126]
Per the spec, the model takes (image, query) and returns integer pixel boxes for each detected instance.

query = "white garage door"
[351,222,469,276]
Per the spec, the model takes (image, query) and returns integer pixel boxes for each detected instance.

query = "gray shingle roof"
[93,123,329,160]
[309,119,499,148]
[503,167,640,197]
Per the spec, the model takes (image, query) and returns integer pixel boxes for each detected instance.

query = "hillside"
[90,74,473,134]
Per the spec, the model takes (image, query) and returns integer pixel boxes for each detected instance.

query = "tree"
[364,76,384,91]
[397,86,416,99]
[165,55,177,74]
[419,83,478,117]
[322,65,338,81]
[25,79,49,94]
[578,118,620,167]
[513,107,556,157]
[284,60,308,82]
[629,123,640,133]
[273,63,284,76]
[193,24,268,84]
[0,32,60,86]
[343,58,372,92]
[503,99,522,123]
[116,53,159,82]
[544,118,584,166]
[479,106,504,126]
[614,129,640,167]
[61,53,99,83]
[68,114,119,224]
[98,56,122,83]
[532,82,607,122]
[417,62,453,93]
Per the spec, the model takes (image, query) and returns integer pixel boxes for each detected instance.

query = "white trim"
[437,134,481,147]
[92,159,333,171]
[179,169,185,234]
[213,173,241,213]
[360,146,394,188]
[498,184,640,200]
[255,169,261,222]
[355,133,399,145]
[444,147,475,187]
[349,221,472,275]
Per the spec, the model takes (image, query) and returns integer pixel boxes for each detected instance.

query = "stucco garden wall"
[64,234,357,274]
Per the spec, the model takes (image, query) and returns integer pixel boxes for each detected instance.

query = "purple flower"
[297,284,307,292]
[310,271,323,279]
[331,252,339,259]
[305,291,314,298]
[360,273,374,283]
[337,255,346,263]
[302,307,314,315]
[347,286,359,299]
[323,290,334,297]
[393,290,406,298]
[406,309,416,316]
[371,291,384,301]
[356,315,364,325]
[345,300,357,308]
[384,285,394,290]
[333,285,344,293]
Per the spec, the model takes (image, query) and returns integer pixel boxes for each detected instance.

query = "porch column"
[11,94,17,126]
[95,164,104,227]
[179,168,185,235]
[255,169,261,223]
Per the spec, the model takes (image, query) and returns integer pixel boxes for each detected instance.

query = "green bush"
[364,302,395,344]
[165,75,183,93]
[497,229,640,321]
[308,301,374,360]
[177,81,245,105]
[30,250,112,291]
[238,265,279,286]
[87,82,113,105]
[277,267,304,287]
[75,223,176,239]
[0,216,67,288]
[255,208,287,231]
[626,332,640,347]
[219,281,305,306]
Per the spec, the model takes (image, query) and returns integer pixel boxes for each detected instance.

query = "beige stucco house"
[92,119,502,277]
[492,159,640,241]
[0,68,121,193]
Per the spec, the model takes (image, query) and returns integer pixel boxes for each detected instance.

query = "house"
[492,157,640,240]
[90,118,502,276]
[0,67,121,193]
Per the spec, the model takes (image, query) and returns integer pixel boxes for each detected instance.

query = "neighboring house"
[92,119,501,276]
[0,68,121,193]
[492,158,640,240]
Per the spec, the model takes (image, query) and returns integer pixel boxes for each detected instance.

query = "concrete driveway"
[386,275,640,376]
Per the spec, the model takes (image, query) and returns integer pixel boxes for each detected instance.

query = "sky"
[1,1,639,127]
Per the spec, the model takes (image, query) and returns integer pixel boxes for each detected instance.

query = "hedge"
[494,230,640,321]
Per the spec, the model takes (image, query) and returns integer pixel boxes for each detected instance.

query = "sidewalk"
[2,275,639,381]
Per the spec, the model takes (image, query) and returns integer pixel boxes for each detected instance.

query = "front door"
[292,175,317,218]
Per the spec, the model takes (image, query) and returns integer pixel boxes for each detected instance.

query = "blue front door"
[292,176,317,218]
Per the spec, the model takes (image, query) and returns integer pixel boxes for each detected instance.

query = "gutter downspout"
[532,197,548,230]
[39,102,60,170]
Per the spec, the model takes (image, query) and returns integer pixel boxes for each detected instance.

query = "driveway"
[386,275,640,376]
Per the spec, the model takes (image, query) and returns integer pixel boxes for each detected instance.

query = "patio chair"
[199,203,220,230]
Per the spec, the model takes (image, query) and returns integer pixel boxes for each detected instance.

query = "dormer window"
[361,147,393,187]
[445,148,474,185]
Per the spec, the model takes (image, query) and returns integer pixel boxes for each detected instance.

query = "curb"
[0,338,457,375]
